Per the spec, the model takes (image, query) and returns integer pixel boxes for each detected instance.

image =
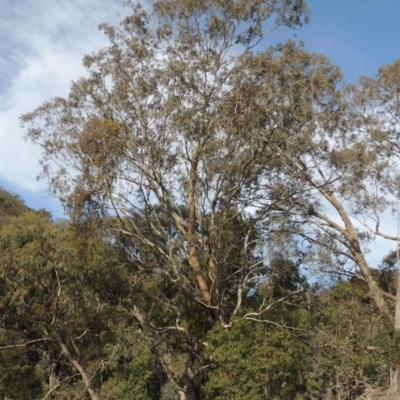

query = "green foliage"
[101,349,158,400]
[308,281,390,399]
[0,347,45,400]
[0,187,31,226]
[203,320,310,400]
[0,209,136,399]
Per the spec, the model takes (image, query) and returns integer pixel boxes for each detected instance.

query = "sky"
[1,0,400,264]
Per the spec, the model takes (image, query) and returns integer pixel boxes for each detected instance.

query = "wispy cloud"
[0,0,125,192]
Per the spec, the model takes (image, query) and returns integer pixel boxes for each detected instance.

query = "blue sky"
[0,0,399,263]
[300,0,400,83]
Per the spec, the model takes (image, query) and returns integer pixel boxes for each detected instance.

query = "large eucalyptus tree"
[22,0,310,329]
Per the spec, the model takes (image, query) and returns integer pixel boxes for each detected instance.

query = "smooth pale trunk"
[178,390,187,400]
[389,218,400,394]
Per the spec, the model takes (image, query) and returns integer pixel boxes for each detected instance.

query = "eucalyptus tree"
[243,51,400,312]
[22,0,310,331]
[245,55,400,392]
[346,60,400,392]
[349,61,400,314]
[284,57,400,315]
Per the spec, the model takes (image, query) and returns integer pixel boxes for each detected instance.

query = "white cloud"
[0,0,125,191]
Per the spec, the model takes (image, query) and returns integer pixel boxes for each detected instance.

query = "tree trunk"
[178,390,188,400]
[187,147,229,327]
[389,219,400,394]
[395,216,400,330]
[49,358,61,391]
[389,364,399,395]
[188,148,211,304]
[392,262,400,394]
[50,327,99,400]
[66,356,99,400]
[322,189,388,313]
